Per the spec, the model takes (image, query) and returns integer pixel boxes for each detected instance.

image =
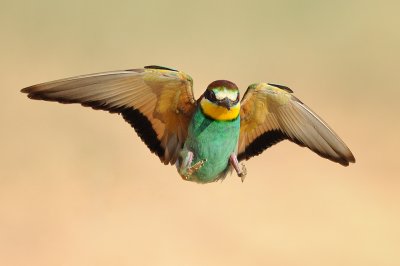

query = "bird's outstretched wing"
[21,65,197,164]
[238,83,355,165]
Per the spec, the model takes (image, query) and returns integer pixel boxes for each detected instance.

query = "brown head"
[200,80,240,120]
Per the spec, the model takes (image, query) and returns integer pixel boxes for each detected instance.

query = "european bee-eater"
[22,65,355,183]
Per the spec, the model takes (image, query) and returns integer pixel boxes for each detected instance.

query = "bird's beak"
[219,97,232,110]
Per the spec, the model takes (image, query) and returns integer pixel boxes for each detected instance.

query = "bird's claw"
[238,163,247,182]
[183,159,207,180]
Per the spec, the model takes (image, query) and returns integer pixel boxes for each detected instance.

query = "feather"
[238,83,355,165]
[22,67,197,164]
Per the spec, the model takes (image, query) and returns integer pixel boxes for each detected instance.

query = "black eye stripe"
[205,90,217,101]
[232,97,239,105]
[210,90,216,100]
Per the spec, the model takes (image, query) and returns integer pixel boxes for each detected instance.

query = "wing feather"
[22,66,197,164]
[238,83,355,165]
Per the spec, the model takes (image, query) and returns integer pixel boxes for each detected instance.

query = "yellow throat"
[200,98,240,121]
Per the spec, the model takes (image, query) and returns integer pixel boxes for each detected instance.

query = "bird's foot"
[182,159,207,180]
[238,163,247,182]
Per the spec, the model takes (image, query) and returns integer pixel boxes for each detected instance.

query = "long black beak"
[219,97,232,110]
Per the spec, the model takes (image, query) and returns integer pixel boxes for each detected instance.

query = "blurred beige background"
[1,1,399,265]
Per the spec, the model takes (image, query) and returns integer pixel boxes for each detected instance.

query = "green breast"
[183,107,240,183]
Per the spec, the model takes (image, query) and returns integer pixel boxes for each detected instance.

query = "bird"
[21,65,355,183]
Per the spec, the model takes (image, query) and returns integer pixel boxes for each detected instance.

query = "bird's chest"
[184,108,240,182]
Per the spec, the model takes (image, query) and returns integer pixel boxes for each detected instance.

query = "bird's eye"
[211,90,217,100]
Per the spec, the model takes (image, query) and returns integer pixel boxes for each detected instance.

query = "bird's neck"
[200,98,240,121]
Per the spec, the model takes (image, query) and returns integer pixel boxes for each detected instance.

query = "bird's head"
[200,80,240,121]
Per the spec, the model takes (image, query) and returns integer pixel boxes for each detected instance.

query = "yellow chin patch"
[200,98,240,121]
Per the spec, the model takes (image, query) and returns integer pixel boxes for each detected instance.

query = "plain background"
[1,1,399,265]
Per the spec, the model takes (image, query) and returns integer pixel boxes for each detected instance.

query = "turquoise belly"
[181,107,240,183]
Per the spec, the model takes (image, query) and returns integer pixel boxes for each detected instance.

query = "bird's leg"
[181,150,194,170]
[178,150,207,180]
[230,153,247,182]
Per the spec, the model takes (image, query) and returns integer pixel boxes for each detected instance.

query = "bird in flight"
[22,65,355,183]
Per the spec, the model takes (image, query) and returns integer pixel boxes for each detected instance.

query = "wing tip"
[21,85,45,99]
[21,89,41,101]
[334,151,356,166]
[21,85,36,95]
[345,153,356,165]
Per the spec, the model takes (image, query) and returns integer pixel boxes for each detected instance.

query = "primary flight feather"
[22,65,355,183]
